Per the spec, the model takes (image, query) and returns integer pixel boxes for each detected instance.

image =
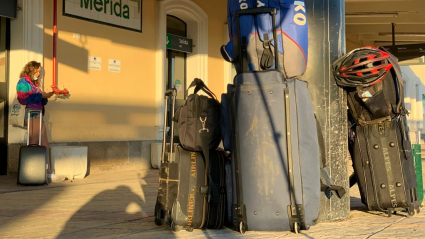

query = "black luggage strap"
[397,116,411,160]
[260,34,274,70]
[320,168,346,199]
[315,115,346,199]
[240,37,248,72]
[199,123,212,228]
[378,47,405,115]
[358,116,392,126]
[200,119,212,201]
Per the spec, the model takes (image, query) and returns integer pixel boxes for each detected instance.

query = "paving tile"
[0,169,424,239]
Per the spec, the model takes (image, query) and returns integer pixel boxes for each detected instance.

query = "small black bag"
[175,78,221,152]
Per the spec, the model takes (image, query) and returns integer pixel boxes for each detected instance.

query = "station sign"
[166,33,192,53]
[63,0,143,32]
[0,0,17,18]
[382,43,425,61]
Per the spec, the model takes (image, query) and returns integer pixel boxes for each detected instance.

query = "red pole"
[52,0,69,96]
[52,0,57,92]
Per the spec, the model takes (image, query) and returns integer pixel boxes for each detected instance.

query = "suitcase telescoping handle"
[161,88,177,163]
[27,110,43,146]
[235,8,280,72]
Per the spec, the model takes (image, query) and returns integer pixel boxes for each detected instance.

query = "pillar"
[303,0,350,221]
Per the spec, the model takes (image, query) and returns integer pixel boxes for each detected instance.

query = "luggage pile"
[333,46,421,216]
[154,0,420,235]
[155,0,345,234]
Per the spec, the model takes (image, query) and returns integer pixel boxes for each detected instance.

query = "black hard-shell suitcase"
[229,8,321,234]
[204,150,226,229]
[170,148,226,231]
[17,110,48,186]
[353,117,420,216]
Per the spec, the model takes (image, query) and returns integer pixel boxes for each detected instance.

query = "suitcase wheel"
[293,222,299,234]
[154,202,162,226]
[238,221,246,234]
[171,222,183,232]
[154,218,162,226]
[407,206,416,217]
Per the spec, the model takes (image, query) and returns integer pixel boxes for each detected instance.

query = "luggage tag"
[358,90,373,102]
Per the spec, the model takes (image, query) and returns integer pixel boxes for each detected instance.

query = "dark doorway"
[166,15,187,99]
[165,15,187,139]
[0,17,10,175]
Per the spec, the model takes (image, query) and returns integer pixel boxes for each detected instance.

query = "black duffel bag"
[175,78,221,152]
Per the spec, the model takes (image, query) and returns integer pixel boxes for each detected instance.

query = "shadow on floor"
[55,172,176,239]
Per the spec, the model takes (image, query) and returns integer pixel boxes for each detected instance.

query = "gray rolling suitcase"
[17,110,48,186]
[231,8,320,233]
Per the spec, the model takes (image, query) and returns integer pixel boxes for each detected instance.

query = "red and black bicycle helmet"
[333,47,393,87]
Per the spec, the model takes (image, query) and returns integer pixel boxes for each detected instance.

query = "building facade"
[400,63,425,144]
[2,0,231,174]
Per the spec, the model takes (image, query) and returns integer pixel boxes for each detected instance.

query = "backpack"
[221,0,308,77]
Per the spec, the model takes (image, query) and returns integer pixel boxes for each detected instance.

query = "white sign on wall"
[89,56,102,70]
[63,0,142,32]
[108,59,121,73]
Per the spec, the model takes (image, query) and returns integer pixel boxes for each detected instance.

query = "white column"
[8,0,44,144]
[23,0,44,65]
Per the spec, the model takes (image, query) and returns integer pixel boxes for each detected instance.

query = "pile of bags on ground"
[153,0,421,234]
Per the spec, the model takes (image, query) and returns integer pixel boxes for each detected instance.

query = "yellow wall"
[43,0,227,142]
[409,65,425,86]
[192,0,227,97]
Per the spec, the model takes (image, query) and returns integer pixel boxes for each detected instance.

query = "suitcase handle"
[161,88,177,163]
[235,8,276,17]
[27,110,43,146]
[165,88,177,98]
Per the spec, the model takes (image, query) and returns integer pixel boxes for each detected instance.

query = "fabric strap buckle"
[263,39,271,49]
[199,116,209,133]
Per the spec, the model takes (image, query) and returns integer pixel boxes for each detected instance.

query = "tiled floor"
[0,169,424,239]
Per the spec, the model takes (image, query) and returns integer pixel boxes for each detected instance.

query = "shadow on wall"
[42,102,158,141]
[7,101,159,174]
